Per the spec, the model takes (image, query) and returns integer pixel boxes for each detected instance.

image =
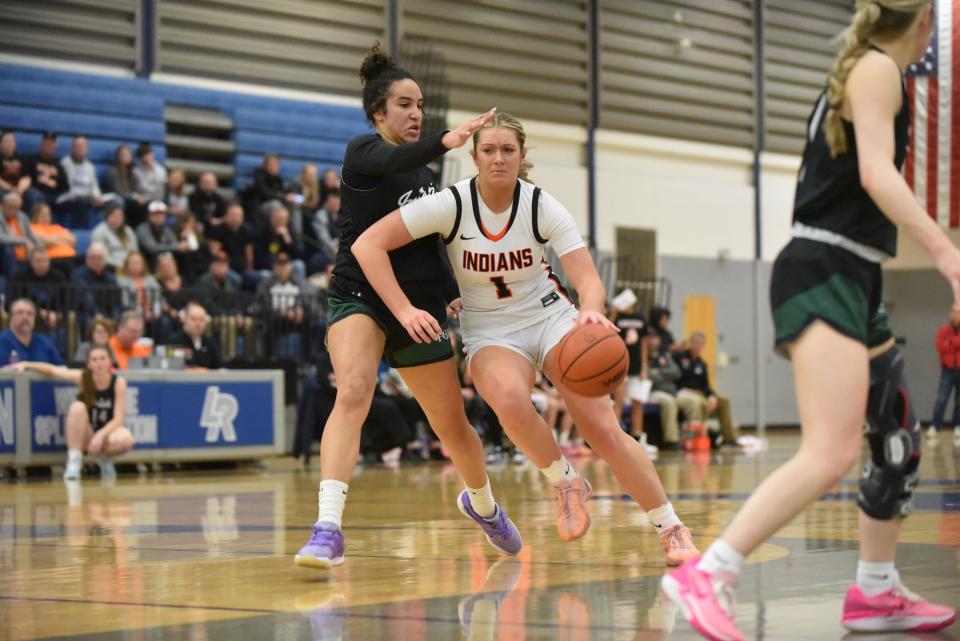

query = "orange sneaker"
[660,524,699,567]
[553,477,592,541]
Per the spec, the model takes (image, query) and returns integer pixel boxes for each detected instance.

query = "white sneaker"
[638,433,659,456]
[63,459,82,481]
[98,457,116,480]
[926,426,939,440]
[954,426,960,445]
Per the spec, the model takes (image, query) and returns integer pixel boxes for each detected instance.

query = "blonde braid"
[825,1,882,157]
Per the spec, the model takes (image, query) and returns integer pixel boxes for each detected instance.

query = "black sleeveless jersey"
[78,374,117,432]
[332,132,458,299]
[792,48,910,258]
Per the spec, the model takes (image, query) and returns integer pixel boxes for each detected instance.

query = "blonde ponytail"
[824,0,932,157]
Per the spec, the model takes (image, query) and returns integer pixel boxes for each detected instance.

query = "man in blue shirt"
[0,298,63,365]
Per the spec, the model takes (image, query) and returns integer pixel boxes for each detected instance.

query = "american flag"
[904,0,960,228]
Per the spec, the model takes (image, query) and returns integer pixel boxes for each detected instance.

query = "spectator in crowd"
[168,301,222,369]
[308,188,340,271]
[73,317,116,367]
[650,306,681,353]
[172,212,207,282]
[292,163,321,214]
[91,203,138,270]
[256,205,302,276]
[133,142,167,204]
[0,130,40,215]
[11,345,134,480]
[29,202,76,275]
[610,288,655,454]
[646,332,681,450]
[155,252,188,338]
[71,242,122,322]
[26,131,67,206]
[929,306,960,442]
[103,144,145,225]
[252,154,297,215]
[59,136,103,228]
[194,251,238,310]
[675,331,739,448]
[320,168,340,201]
[117,251,161,322]
[207,202,255,288]
[188,171,226,227]
[108,310,151,370]
[164,167,189,217]
[255,252,312,359]
[6,246,67,332]
[0,298,62,365]
[0,191,39,261]
[136,200,179,269]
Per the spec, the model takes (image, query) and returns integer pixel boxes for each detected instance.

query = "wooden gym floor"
[1,433,957,641]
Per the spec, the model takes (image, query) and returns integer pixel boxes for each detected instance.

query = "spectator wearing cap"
[168,301,223,369]
[0,191,39,262]
[255,251,315,359]
[189,172,227,228]
[165,168,188,217]
[0,298,63,365]
[207,203,256,289]
[0,130,41,216]
[132,142,167,203]
[26,131,67,207]
[108,310,151,370]
[59,136,103,228]
[91,203,138,269]
[136,200,180,269]
[71,242,122,323]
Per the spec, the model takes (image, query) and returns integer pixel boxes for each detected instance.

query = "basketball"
[556,324,628,396]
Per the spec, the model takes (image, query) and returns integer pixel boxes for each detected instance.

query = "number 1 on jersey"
[490,276,513,299]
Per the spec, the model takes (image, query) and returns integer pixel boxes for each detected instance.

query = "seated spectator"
[251,154,297,223]
[651,306,682,353]
[155,252,188,339]
[256,206,302,276]
[103,144,145,227]
[71,242,122,322]
[194,252,238,310]
[26,131,67,207]
[675,331,739,447]
[6,246,67,331]
[30,202,76,274]
[73,317,117,367]
[188,171,226,227]
[136,200,179,269]
[610,288,653,452]
[59,136,103,228]
[132,142,167,204]
[91,203,138,270]
[108,310,151,370]
[167,301,222,369]
[292,163,321,213]
[0,298,62,365]
[0,130,40,216]
[646,332,681,450]
[255,252,313,359]
[207,203,256,288]
[308,189,340,272]
[165,168,188,217]
[0,191,39,261]
[320,168,340,200]
[117,252,161,322]
[172,212,208,283]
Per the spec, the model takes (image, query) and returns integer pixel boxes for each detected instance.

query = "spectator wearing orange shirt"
[107,310,151,370]
[0,192,38,261]
[30,202,76,278]
[929,306,960,442]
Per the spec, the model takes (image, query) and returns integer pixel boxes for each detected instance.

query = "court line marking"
[0,594,278,614]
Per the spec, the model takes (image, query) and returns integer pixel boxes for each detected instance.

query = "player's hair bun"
[359,42,396,86]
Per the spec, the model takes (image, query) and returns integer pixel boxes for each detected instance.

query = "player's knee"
[335,375,377,410]
[488,390,538,424]
[108,429,135,455]
[66,401,87,428]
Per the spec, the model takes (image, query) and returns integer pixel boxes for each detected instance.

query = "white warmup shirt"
[400,177,585,335]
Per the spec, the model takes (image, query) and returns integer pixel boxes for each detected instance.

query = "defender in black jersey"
[13,345,133,481]
[296,44,522,572]
[662,4,959,639]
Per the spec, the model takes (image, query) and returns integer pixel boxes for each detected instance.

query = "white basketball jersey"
[400,177,585,335]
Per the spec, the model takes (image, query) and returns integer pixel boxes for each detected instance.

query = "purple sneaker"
[457,490,522,556]
[294,521,345,569]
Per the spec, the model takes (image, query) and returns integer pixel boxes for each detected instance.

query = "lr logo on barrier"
[201,387,239,443]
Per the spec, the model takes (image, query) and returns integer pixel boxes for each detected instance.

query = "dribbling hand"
[576,310,619,332]
[442,108,497,150]
[399,306,442,344]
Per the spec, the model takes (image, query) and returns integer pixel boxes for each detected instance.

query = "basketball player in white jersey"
[353,113,698,566]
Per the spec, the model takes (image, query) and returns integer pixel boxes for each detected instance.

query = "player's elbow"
[857,159,890,198]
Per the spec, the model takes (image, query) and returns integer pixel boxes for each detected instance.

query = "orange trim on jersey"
[469,176,521,243]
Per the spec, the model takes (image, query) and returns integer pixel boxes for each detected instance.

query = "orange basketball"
[556,324,628,396]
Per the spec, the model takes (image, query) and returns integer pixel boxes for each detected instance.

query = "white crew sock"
[67,448,82,465]
[856,561,897,596]
[540,456,579,484]
[647,502,682,531]
[699,538,745,580]
[466,478,497,519]
[317,479,349,528]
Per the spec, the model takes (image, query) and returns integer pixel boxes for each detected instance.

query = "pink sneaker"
[660,558,743,641]
[842,582,957,632]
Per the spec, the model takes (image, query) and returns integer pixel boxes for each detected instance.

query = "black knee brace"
[858,346,921,520]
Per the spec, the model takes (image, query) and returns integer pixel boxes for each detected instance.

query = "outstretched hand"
[442,108,497,150]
